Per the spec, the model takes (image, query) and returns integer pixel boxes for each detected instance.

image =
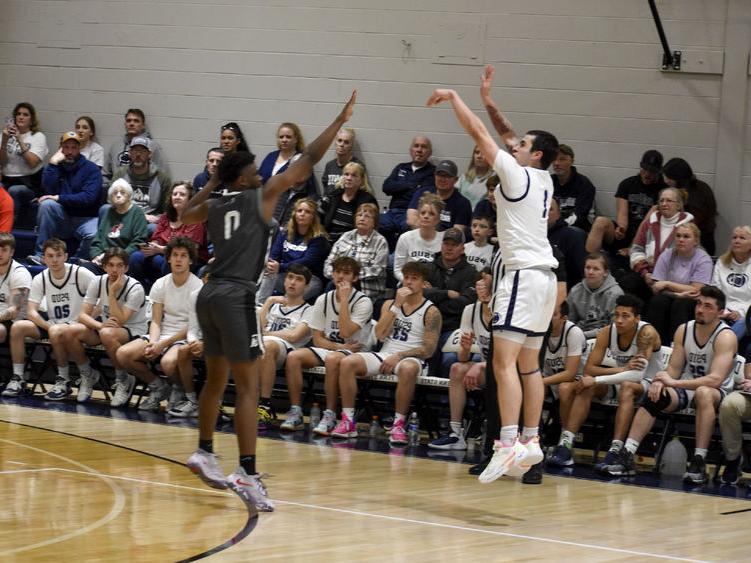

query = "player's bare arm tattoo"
[637,325,659,357]
[4,288,29,321]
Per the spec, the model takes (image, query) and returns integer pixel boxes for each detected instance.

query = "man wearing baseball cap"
[30,132,103,261]
[406,159,472,232]
[103,108,169,183]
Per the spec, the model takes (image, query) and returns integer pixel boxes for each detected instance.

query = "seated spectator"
[256,197,329,304]
[456,145,493,209]
[406,159,472,232]
[0,233,32,349]
[566,253,623,339]
[548,197,586,288]
[603,287,736,484]
[4,238,95,399]
[662,157,717,255]
[548,294,661,470]
[256,265,313,429]
[117,238,203,412]
[0,102,49,228]
[336,261,441,444]
[586,150,664,260]
[112,136,172,230]
[104,108,169,183]
[259,123,318,208]
[89,179,149,271]
[282,257,373,433]
[379,136,435,248]
[647,223,713,345]
[552,144,596,231]
[219,122,250,154]
[621,187,694,303]
[393,193,444,283]
[321,128,363,197]
[712,226,751,340]
[429,270,492,450]
[75,116,104,167]
[464,215,495,272]
[719,367,751,484]
[0,179,14,232]
[192,147,224,191]
[473,174,498,224]
[324,203,388,301]
[29,132,102,262]
[318,162,377,243]
[129,181,208,289]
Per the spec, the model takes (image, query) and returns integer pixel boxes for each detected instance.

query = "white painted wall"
[0,0,747,244]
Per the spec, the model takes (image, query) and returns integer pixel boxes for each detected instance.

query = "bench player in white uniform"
[0,234,31,359]
[282,256,373,433]
[548,294,661,468]
[4,239,94,400]
[336,261,442,444]
[117,237,203,411]
[256,264,313,429]
[68,247,148,407]
[603,286,736,484]
[428,66,560,483]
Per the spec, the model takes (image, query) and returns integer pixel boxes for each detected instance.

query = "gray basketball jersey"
[543,320,585,377]
[681,320,734,394]
[207,188,268,284]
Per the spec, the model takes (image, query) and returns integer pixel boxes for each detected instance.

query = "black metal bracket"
[648,0,682,71]
[663,50,682,71]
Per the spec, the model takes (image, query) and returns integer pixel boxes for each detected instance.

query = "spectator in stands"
[566,253,623,339]
[320,128,362,197]
[379,136,435,248]
[603,286,736,485]
[112,136,172,230]
[464,215,495,272]
[324,203,388,301]
[29,132,102,262]
[0,179,14,232]
[219,122,250,154]
[662,157,717,255]
[68,247,148,408]
[128,181,208,289]
[393,193,444,283]
[75,116,104,167]
[718,363,751,484]
[407,159,472,232]
[0,102,49,228]
[647,222,712,345]
[104,108,169,183]
[256,197,329,304]
[256,265,313,430]
[318,162,377,243]
[282,257,373,433]
[548,196,586,288]
[622,187,694,304]
[586,150,664,260]
[456,145,493,209]
[429,270,492,450]
[89,179,149,271]
[548,294,661,469]
[259,122,317,194]
[192,147,224,191]
[552,144,596,231]
[0,234,31,348]
[335,261,441,444]
[473,174,498,223]
[4,238,95,399]
[712,226,751,340]
[117,238,203,412]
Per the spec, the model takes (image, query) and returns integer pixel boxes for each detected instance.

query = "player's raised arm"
[262,91,356,222]
[183,175,221,225]
[480,65,520,151]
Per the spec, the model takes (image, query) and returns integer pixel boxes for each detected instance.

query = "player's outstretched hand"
[339,90,357,123]
[480,65,495,100]
[426,89,456,107]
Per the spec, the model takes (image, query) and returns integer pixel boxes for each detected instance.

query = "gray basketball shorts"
[196,280,264,363]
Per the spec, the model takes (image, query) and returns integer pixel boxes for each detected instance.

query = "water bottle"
[408,412,420,445]
[309,403,321,429]
[660,436,688,476]
[369,415,381,437]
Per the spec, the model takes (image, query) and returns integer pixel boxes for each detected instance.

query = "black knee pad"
[642,390,672,417]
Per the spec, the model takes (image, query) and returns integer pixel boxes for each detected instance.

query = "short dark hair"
[206,146,224,158]
[217,151,256,185]
[125,108,145,122]
[662,157,694,189]
[700,285,726,310]
[13,102,39,133]
[331,256,360,277]
[287,263,312,284]
[76,115,97,138]
[165,236,197,263]
[559,300,569,317]
[42,238,67,254]
[103,247,129,266]
[615,293,643,316]
[401,261,430,281]
[585,252,609,272]
[527,129,559,170]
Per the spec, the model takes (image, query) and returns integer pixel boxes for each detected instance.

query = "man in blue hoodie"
[31,132,102,261]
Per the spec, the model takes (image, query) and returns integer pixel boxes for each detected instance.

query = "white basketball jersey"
[86,275,148,335]
[607,320,661,374]
[543,320,586,377]
[459,301,491,361]
[681,320,734,394]
[33,264,92,325]
[492,150,558,271]
[313,289,373,347]
[381,299,435,356]
[0,260,31,315]
[264,302,312,349]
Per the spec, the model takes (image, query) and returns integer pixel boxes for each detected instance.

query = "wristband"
[141,335,150,343]
[389,304,400,315]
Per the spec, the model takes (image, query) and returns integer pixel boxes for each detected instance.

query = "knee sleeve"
[642,390,672,417]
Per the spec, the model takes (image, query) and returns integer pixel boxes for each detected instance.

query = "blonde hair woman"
[320,162,378,243]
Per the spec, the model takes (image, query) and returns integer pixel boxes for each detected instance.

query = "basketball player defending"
[183,92,356,511]
[427,68,559,483]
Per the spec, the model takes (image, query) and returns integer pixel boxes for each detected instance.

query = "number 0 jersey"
[29,264,95,325]
[380,299,435,356]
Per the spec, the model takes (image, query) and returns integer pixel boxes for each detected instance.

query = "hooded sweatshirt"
[566,273,624,338]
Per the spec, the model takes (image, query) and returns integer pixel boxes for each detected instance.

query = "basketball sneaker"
[218,404,232,424]
[187,449,228,490]
[280,407,304,431]
[313,409,337,436]
[521,461,544,485]
[167,385,186,412]
[167,399,199,418]
[518,436,544,467]
[721,456,741,485]
[257,403,276,430]
[227,467,275,512]
[1,377,25,397]
[331,412,358,438]
[428,433,467,451]
[594,449,620,473]
[110,374,136,408]
[683,455,708,485]
[139,381,171,411]
[478,439,528,484]
[389,419,408,446]
[45,378,72,401]
[77,369,100,403]
[548,445,574,467]
[602,448,636,477]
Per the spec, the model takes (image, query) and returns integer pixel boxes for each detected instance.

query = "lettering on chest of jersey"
[51,293,70,303]
[391,318,413,341]
[544,356,565,374]
[410,251,434,260]
[688,352,707,365]
[269,318,292,331]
